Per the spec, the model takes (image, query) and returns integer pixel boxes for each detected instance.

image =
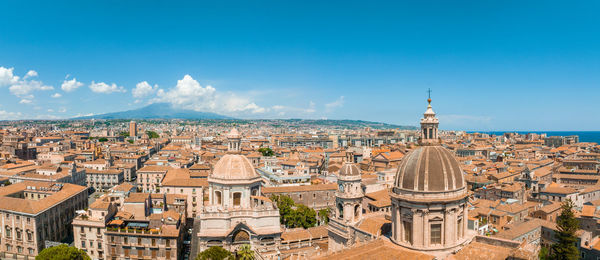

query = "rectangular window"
[430,224,442,244]
[403,221,412,244]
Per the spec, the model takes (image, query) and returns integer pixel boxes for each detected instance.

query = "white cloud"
[24,70,38,79]
[0,110,22,120]
[47,109,54,112]
[153,74,266,115]
[325,96,345,111]
[0,67,19,86]
[132,81,158,98]
[9,80,53,97]
[1,67,53,101]
[58,108,67,113]
[61,77,84,92]
[51,93,62,98]
[89,81,126,94]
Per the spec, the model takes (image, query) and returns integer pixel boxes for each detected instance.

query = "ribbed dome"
[339,162,360,176]
[227,128,240,139]
[211,154,258,180]
[394,146,465,192]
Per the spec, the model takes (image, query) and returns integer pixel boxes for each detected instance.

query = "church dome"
[227,128,240,139]
[393,145,465,192]
[339,162,361,176]
[211,154,258,180]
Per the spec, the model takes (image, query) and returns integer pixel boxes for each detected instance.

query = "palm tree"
[236,244,254,260]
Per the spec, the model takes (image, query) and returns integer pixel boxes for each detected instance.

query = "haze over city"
[1,1,599,130]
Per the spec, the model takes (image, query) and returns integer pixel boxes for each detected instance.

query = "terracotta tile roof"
[124,193,149,203]
[314,238,433,260]
[365,190,391,208]
[582,205,595,217]
[357,215,390,236]
[0,181,86,215]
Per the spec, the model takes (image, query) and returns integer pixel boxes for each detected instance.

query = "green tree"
[257,147,274,156]
[551,199,579,260]
[119,131,130,137]
[539,246,550,260]
[146,130,159,139]
[270,195,317,228]
[236,244,254,260]
[318,208,330,225]
[196,246,233,260]
[127,140,134,144]
[36,244,91,260]
[98,137,108,142]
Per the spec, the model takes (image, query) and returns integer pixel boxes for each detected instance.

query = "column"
[421,209,429,248]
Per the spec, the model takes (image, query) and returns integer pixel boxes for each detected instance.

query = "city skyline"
[1,1,600,131]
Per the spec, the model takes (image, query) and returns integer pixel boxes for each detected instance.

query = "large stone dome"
[393,145,465,193]
[211,154,258,180]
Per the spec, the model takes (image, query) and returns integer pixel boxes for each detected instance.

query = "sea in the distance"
[468,131,600,144]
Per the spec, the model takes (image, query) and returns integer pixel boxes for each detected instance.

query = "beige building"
[137,165,171,193]
[159,168,208,218]
[261,183,337,210]
[86,169,125,191]
[0,181,88,259]
[73,192,184,260]
[196,129,282,258]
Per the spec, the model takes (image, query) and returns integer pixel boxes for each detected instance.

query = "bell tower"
[335,162,363,224]
[227,127,241,153]
[420,89,440,145]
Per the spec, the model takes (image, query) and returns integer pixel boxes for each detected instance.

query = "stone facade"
[0,181,88,259]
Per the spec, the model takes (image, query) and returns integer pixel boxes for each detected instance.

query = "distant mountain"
[72,103,232,120]
[275,119,417,130]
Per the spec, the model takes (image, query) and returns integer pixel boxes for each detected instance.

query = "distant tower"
[420,89,439,145]
[227,128,241,153]
[327,162,364,252]
[129,121,138,137]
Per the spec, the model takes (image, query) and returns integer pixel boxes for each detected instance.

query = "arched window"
[233,230,250,243]
[337,203,344,219]
[354,205,360,222]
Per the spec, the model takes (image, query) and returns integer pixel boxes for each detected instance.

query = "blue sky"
[1,1,599,131]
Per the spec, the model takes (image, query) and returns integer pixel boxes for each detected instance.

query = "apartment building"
[86,169,125,191]
[136,165,171,193]
[73,192,184,260]
[0,181,88,259]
